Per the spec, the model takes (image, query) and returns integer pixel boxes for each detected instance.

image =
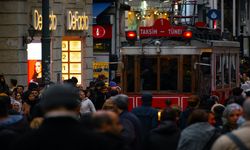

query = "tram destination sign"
[139,18,186,38]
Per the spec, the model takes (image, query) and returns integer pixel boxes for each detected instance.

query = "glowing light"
[183,31,193,39]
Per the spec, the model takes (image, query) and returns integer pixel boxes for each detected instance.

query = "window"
[62,40,82,84]
[223,54,229,86]
[230,54,236,87]
[183,56,192,92]
[126,56,135,92]
[160,57,178,90]
[216,54,222,88]
[140,57,157,90]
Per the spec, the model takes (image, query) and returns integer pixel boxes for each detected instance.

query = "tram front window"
[160,57,178,90]
[140,57,157,90]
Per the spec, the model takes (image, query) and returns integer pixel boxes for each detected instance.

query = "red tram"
[120,38,240,111]
[119,1,240,110]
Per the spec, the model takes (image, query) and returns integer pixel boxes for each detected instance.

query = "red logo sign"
[93,25,106,38]
[139,18,186,38]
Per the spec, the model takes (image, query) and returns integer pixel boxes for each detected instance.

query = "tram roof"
[121,39,240,55]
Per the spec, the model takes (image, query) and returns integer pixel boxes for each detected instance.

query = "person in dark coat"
[179,95,200,130]
[131,92,158,136]
[111,94,143,150]
[0,75,9,95]
[0,94,29,150]
[91,110,130,150]
[10,84,112,150]
[144,108,181,150]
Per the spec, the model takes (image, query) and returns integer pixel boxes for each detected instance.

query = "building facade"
[0,0,93,87]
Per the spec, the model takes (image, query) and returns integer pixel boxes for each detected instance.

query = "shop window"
[160,57,178,90]
[93,39,111,53]
[140,57,157,90]
[62,40,82,84]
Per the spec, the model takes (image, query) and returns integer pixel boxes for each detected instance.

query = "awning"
[93,3,112,18]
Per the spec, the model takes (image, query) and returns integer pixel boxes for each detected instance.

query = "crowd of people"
[1,73,250,150]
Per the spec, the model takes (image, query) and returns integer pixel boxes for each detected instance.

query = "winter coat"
[177,122,218,150]
[144,121,180,150]
[0,115,29,150]
[120,111,143,150]
[131,106,158,136]
[10,116,114,150]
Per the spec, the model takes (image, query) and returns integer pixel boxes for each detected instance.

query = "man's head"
[71,77,78,86]
[10,79,17,88]
[92,110,122,135]
[17,85,24,94]
[243,98,250,120]
[188,109,208,125]
[40,84,80,114]
[111,94,129,113]
[141,92,153,106]
[187,95,200,108]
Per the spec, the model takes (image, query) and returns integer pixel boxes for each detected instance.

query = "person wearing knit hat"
[40,84,80,112]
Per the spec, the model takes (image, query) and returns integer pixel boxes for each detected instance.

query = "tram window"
[216,54,222,88]
[200,53,211,75]
[223,54,230,86]
[183,56,192,92]
[160,57,178,90]
[140,57,157,90]
[231,54,236,86]
[126,56,135,92]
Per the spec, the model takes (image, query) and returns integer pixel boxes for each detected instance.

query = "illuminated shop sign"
[27,43,42,84]
[33,9,57,31]
[66,11,89,31]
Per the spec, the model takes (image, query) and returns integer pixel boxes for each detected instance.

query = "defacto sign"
[66,11,89,31]
[33,9,57,31]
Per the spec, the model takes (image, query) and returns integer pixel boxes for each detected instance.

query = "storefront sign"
[33,9,57,31]
[139,18,186,38]
[27,43,42,84]
[93,25,106,38]
[93,25,112,39]
[93,62,109,81]
[67,11,89,31]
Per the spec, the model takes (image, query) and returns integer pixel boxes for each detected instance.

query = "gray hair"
[111,94,129,110]
[223,103,242,118]
[243,98,250,120]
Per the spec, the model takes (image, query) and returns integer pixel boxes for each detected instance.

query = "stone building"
[0,0,93,88]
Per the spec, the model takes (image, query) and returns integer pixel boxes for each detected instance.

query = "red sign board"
[139,18,186,38]
[93,25,112,39]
